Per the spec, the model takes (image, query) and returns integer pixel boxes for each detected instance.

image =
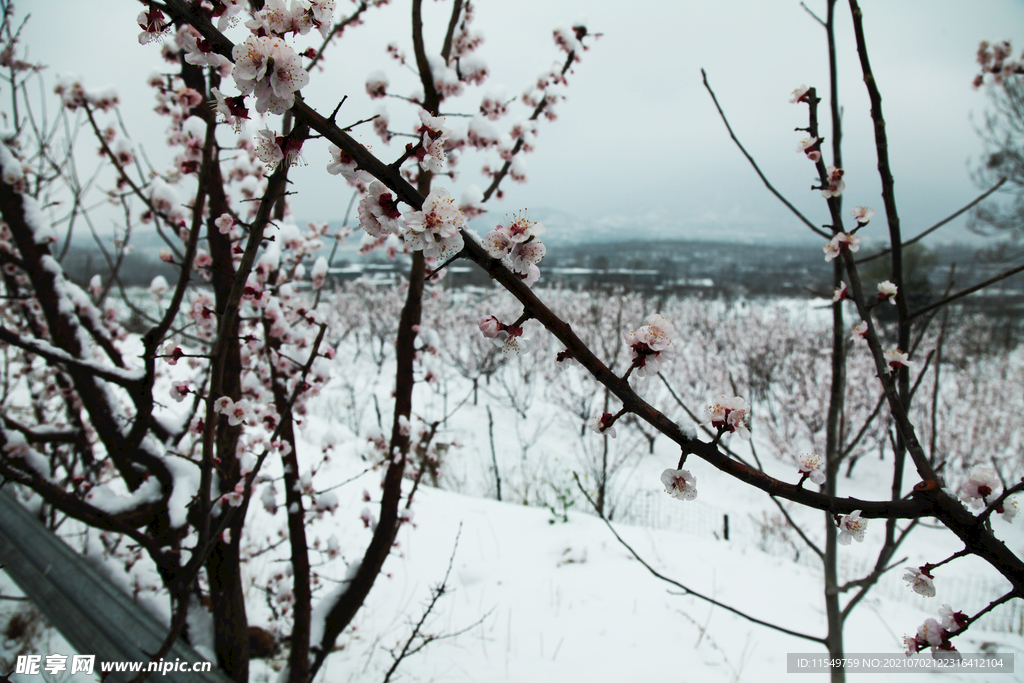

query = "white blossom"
[624,313,677,378]
[878,280,898,305]
[797,452,826,485]
[823,232,860,262]
[884,349,914,373]
[704,396,750,440]
[232,36,308,114]
[851,206,875,224]
[903,567,936,597]
[837,510,867,545]
[401,188,466,261]
[959,465,1001,509]
[789,84,810,103]
[327,144,373,184]
[661,468,697,501]
[588,413,617,438]
[358,181,405,237]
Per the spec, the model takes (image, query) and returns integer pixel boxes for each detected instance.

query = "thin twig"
[908,263,1024,320]
[701,69,829,239]
[836,556,906,594]
[767,495,824,560]
[381,524,491,683]
[856,178,1007,265]
[572,472,827,644]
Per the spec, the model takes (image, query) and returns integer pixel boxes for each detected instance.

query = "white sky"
[20,0,1024,245]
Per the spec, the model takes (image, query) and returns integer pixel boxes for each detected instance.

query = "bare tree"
[970,40,1024,250]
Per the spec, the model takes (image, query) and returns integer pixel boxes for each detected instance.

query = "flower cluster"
[704,396,750,440]
[837,510,867,545]
[401,188,466,261]
[214,396,255,427]
[54,77,119,113]
[973,40,1024,88]
[623,314,676,378]
[366,71,388,99]
[481,216,547,287]
[231,35,309,115]
[414,109,451,173]
[903,606,968,658]
[821,166,845,198]
[245,0,336,40]
[358,181,405,238]
[823,231,860,262]
[661,468,697,501]
[903,566,936,597]
[850,321,868,343]
[796,452,826,485]
[796,136,821,162]
[479,89,508,121]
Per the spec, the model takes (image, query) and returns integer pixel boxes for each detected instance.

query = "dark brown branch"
[923,548,970,575]
[847,4,915,558]
[945,590,1021,647]
[977,481,1024,527]
[382,524,466,683]
[1,416,82,445]
[411,0,441,113]
[309,250,424,676]
[800,1,827,26]
[439,0,464,65]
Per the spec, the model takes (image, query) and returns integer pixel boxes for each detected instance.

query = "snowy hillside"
[4,287,1022,682]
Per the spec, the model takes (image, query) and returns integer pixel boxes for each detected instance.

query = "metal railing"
[0,489,233,683]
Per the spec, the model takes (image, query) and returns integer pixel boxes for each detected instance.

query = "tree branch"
[701,69,829,238]
[856,178,1008,265]
[907,263,1024,321]
[573,472,827,645]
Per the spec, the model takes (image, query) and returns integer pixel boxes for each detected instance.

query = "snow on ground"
[265,484,1024,682]
[2,292,1023,682]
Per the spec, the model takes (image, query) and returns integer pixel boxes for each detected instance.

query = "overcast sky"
[20,0,1024,247]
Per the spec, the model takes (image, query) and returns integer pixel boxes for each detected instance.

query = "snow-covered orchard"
[0,1,1023,682]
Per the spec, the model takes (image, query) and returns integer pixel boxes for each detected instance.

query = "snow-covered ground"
[2,289,1022,682]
